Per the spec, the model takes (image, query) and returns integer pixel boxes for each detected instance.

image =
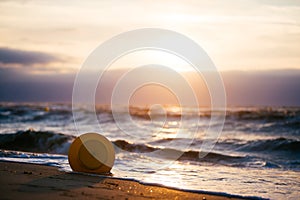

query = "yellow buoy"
[68,133,115,174]
[44,107,50,112]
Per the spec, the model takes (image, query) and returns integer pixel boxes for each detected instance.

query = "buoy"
[44,107,50,112]
[68,133,115,174]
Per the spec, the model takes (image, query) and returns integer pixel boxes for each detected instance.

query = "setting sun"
[0,1,299,199]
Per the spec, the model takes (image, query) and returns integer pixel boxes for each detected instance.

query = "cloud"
[0,67,299,106]
[0,47,61,66]
[1,0,299,72]
[257,0,300,7]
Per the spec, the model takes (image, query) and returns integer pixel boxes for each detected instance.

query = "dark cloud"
[0,68,299,106]
[0,47,61,66]
[222,70,300,106]
[0,68,75,102]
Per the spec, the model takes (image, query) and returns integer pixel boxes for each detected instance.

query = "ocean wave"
[149,137,300,154]
[1,104,300,126]
[0,130,248,166]
[1,129,299,170]
[1,129,299,155]
[235,137,300,153]
[0,104,73,123]
[226,108,300,121]
[113,139,248,165]
[0,129,74,154]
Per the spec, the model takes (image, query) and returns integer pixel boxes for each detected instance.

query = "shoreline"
[0,160,262,200]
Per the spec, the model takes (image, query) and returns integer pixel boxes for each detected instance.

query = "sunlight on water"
[0,103,299,199]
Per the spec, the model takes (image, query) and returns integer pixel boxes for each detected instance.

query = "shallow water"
[0,103,299,199]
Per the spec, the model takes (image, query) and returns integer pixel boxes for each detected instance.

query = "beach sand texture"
[0,161,242,200]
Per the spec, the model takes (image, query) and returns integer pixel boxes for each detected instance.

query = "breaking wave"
[1,130,298,169]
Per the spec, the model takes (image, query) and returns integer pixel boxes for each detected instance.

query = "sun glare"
[108,50,194,72]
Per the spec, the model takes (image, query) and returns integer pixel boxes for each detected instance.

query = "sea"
[0,102,299,199]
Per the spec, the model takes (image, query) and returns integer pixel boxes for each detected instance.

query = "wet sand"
[0,161,244,200]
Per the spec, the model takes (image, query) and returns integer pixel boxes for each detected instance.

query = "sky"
[0,0,300,106]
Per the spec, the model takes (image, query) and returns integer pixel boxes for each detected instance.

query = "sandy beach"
[0,161,246,200]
